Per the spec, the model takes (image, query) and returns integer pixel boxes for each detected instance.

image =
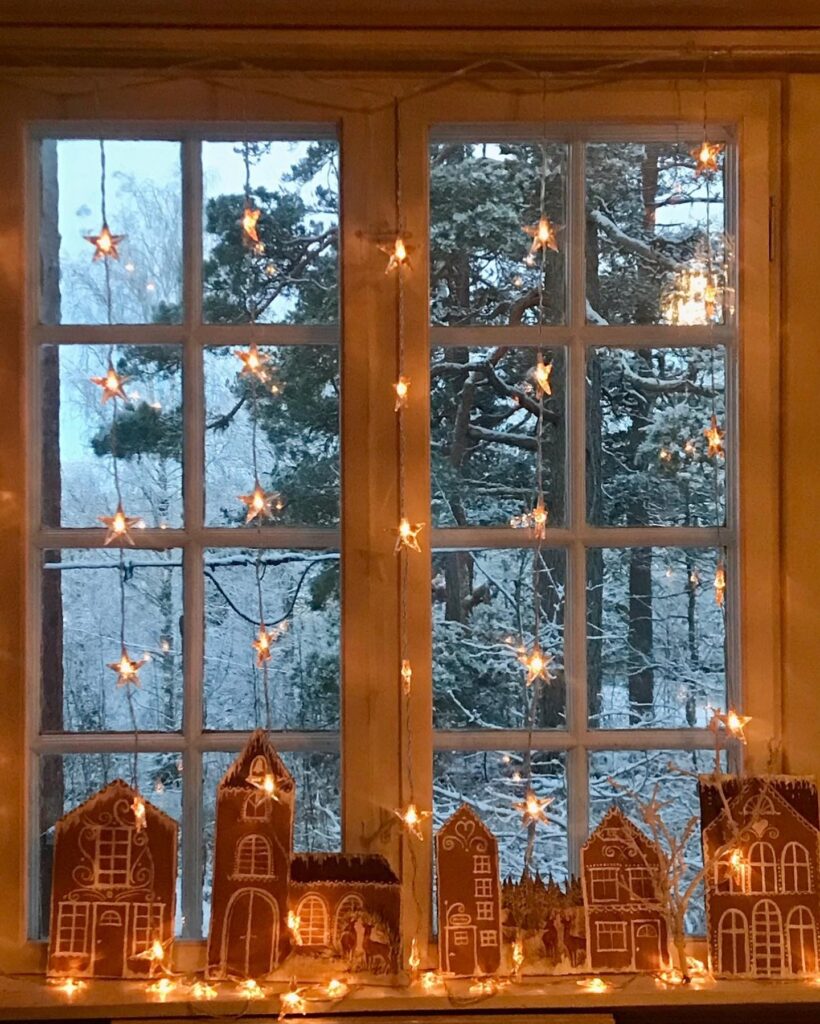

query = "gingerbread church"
[47,780,178,979]
[207,731,400,979]
[699,774,820,978]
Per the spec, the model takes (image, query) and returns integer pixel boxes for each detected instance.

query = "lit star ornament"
[107,647,148,688]
[234,343,272,379]
[704,415,725,457]
[239,481,284,523]
[91,363,130,403]
[381,237,412,273]
[85,222,125,262]
[514,788,553,827]
[714,708,752,743]
[401,659,413,695]
[394,802,431,840]
[395,517,424,553]
[714,562,727,607]
[241,206,261,245]
[519,645,554,686]
[408,937,421,978]
[249,769,279,802]
[99,502,141,545]
[394,376,410,410]
[252,625,274,666]
[55,977,86,999]
[279,980,307,1018]
[131,795,147,832]
[691,140,723,176]
[237,978,265,1000]
[532,357,553,396]
[523,215,559,255]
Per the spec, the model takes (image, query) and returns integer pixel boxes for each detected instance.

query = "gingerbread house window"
[627,867,654,900]
[333,894,363,945]
[132,903,164,953]
[479,929,498,946]
[243,790,271,821]
[748,840,778,894]
[54,902,89,955]
[596,920,628,952]
[472,854,491,874]
[476,901,494,921]
[297,894,329,945]
[752,899,785,976]
[718,908,749,974]
[782,841,812,893]
[94,827,132,887]
[786,905,817,973]
[234,834,273,879]
[715,850,745,893]
[474,877,493,898]
[590,866,620,903]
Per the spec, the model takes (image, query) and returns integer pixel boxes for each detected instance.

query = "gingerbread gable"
[47,780,178,980]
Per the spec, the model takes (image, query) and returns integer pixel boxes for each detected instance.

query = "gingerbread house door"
[633,920,662,971]
[752,899,785,976]
[92,903,127,977]
[223,890,279,976]
[444,906,477,975]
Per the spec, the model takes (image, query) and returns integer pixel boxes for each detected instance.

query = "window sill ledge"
[0,975,818,1021]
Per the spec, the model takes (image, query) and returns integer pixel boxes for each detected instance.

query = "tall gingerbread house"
[435,804,501,976]
[699,774,820,978]
[206,731,295,979]
[47,780,178,979]
[581,805,671,973]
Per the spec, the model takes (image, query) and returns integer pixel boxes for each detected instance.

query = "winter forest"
[37,133,729,938]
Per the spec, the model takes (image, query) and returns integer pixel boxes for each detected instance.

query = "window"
[475,901,494,921]
[430,128,735,902]
[297,894,329,946]
[590,867,620,903]
[627,867,654,901]
[54,902,89,955]
[472,855,491,874]
[474,877,493,898]
[748,841,778,894]
[94,827,131,887]
[234,834,273,879]
[596,920,628,952]
[31,130,341,939]
[132,903,164,953]
[479,929,498,946]
[782,842,813,893]
[243,790,271,820]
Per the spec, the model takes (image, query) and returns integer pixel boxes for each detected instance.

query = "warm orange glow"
[469,978,508,996]
[146,978,176,1000]
[512,936,525,975]
[408,937,421,976]
[237,978,265,1000]
[381,236,411,273]
[419,970,443,991]
[722,709,752,743]
[242,207,261,244]
[395,517,424,553]
[704,415,725,457]
[394,376,410,410]
[54,977,86,999]
[99,502,142,546]
[533,357,553,396]
[107,647,148,688]
[287,910,302,944]
[279,982,307,1017]
[514,788,553,827]
[91,364,130,403]
[714,562,727,607]
[523,216,559,254]
[578,977,610,993]
[252,625,274,666]
[190,980,218,1000]
[247,769,279,803]
[394,802,431,840]
[519,645,553,686]
[85,223,125,262]
[239,481,283,523]
[323,978,348,1000]
[655,968,685,987]
[131,796,147,832]
[401,659,413,695]
[659,447,673,463]
[234,343,272,380]
[692,140,723,176]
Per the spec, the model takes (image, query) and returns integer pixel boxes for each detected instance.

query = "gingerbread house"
[288,852,400,974]
[206,731,295,979]
[699,774,820,978]
[581,805,671,973]
[47,780,178,979]
[435,804,501,976]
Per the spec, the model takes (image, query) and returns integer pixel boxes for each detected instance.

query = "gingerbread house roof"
[57,778,177,832]
[219,729,295,794]
[437,802,495,840]
[699,774,820,841]
[582,804,660,864]
[290,852,399,885]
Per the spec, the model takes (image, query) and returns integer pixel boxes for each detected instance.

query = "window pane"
[43,345,183,529]
[202,749,340,934]
[587,346,726,527]
[204,346,339,527]
[433,548,566,730]
[431,347,565,527]
[434,750,567,883]
[589,748,723,934]
[40,139,182,325]
[587,547,726,729]
[37,752,182,938]
[430,141,567,325]
[586,141,728,326]
[202,140,338,325]
[42,549,183,733]
[203,548,339,731]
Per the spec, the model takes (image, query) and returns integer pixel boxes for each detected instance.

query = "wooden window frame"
[0,74,776,972]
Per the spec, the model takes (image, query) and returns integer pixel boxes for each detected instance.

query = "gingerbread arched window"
[782,842,812,893]
[748,841,778,894]
[234,834,273,879]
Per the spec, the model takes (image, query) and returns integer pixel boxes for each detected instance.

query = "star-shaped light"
[287,910,302,944]
[252,625,274,666]
[85,223,125,262]
[420,971,443,991]
[691,140,723,176]
[190,981,218,1001]
[107,647,148,687]
[533,357,553,396]
[146,978,176,1000]
[519,645,554,686]
[91,363,130,403]
[530,498,548,539]
[523,216,559,255]
[704,415,725,457]
[578,977,610,994]
[408,937,421,977]
[237,978,265,1000]
[55,977,86,999]
[131,795,147,832]
[99,502,142,545]
[727,847,746,880]
[511,936,525,976]
[323,979,349,1001]
[394,802,431,840]
[242,206,261,245]
[239,481,284,523]
[279,980,307,1017]
[401,658,413,695]
[135,937,168,966]
[248,766,279,802]
[395,517,424,553]
[233,343,272,380]
[394,376,410,410]
[709,707,752,743]
[714,562,727,607]
[514,788,553,827]
[381,237,411,273]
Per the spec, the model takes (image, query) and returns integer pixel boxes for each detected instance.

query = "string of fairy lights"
[61,67,756,1005]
